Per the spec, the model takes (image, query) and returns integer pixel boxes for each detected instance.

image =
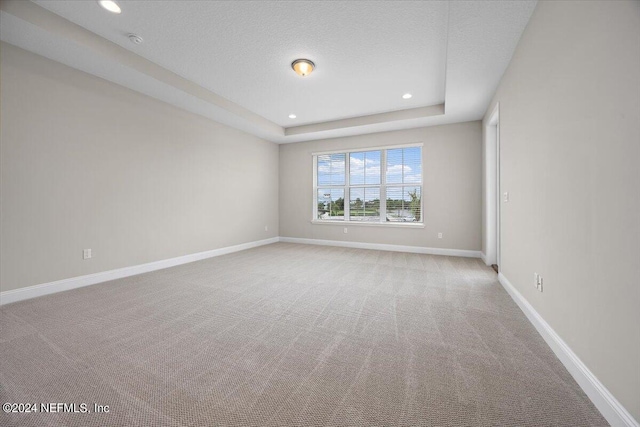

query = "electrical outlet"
[264,225,268,232]
[503,192,510,202]
[538,276,543,292]
[83,249,92,260]
[437,232,443,239]
[343,227,348,234]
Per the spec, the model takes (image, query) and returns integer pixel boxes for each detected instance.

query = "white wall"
[279,122,482,251]
[483,0,640,421]
[0,43,279,293]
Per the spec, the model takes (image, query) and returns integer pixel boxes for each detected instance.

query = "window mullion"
[420,185,423,223]
[401,148,405,184]
[380,149,387,223]
[313,155,318,220]
[344,152,350,221]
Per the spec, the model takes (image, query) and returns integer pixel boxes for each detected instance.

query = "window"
[313,144,422,225]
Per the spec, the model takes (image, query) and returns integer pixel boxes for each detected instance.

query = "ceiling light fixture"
[402,93,412,99]
[288,114,297,119]
[291,59,315,77]
[98,0,121,14]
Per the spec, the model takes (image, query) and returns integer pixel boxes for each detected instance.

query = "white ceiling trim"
[0,0,283,136]
[0,0,537,143]
[285,104,444,136]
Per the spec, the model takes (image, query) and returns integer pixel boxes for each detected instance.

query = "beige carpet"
[1,243,607,426]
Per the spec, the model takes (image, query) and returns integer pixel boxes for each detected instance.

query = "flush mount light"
[98,0,121,14]
[288,114,297,119]
[402,93,413,99]
[291,59,315,77]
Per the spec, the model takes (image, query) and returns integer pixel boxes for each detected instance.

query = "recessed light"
[98,0,121,14]
[289,114,297,119]
[291,59,315,77]
[402,93,412,99]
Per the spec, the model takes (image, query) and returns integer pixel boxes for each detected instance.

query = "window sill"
[310,220,425,229]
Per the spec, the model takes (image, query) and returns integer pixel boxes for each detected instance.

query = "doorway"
[485,103,500,271]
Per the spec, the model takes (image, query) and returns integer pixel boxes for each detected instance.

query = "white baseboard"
[2,238,635,426]
[480,252,489,265]
[498,273,639,427]
[0,236,478,305]
[279,236,481,258]
[0,237,279,306]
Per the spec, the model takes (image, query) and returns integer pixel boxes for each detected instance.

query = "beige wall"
[0,43,279,293]
[483,0,640,421]
[279,122,482,251]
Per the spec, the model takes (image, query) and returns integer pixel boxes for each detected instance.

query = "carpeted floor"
[0,243,607,426]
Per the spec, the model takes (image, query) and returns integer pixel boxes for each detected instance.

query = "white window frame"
[312,143,424,228]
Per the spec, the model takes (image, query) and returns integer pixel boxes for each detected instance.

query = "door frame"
[485,103,500,268]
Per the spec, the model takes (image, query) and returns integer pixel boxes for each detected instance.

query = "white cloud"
[386,164,411,175]
[404,173,421,183]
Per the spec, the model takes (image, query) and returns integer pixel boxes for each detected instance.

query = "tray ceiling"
[1,0,537,143]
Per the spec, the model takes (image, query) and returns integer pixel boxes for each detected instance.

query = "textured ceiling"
[33,0,449,127]
[0,0,537,143]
